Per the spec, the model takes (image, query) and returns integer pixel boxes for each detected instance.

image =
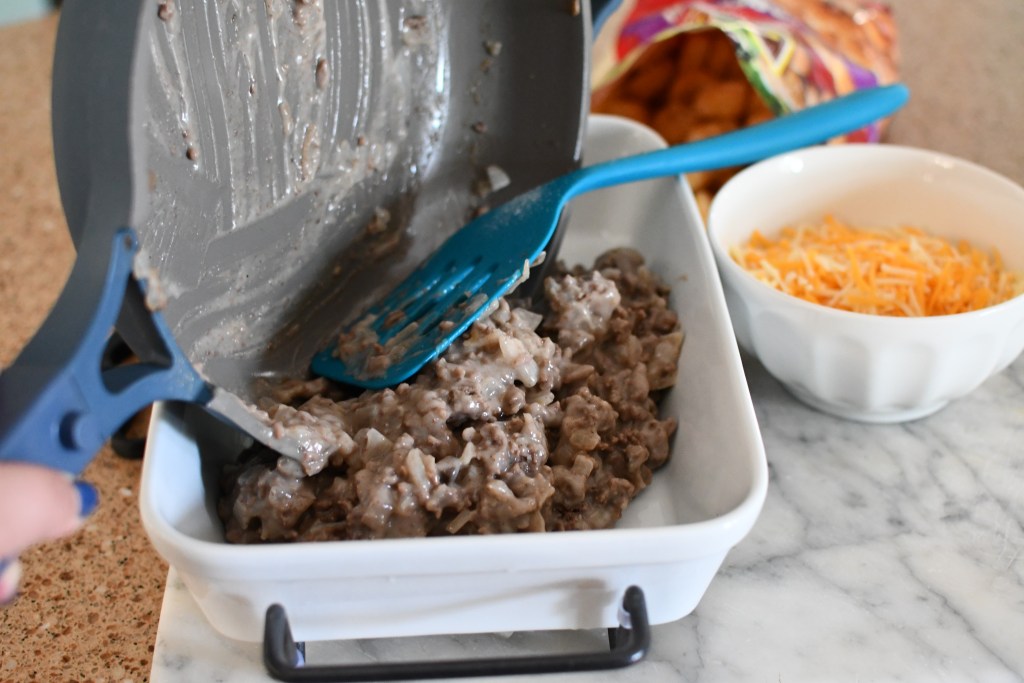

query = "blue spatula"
[312,84,910,388]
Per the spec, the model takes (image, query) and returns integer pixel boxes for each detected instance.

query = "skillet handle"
[0,228,210,475]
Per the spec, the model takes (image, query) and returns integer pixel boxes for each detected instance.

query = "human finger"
[0,463,98,558]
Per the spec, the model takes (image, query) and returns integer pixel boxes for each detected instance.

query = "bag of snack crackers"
[591,0,900,214]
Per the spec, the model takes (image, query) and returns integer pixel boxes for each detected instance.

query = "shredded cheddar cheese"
[730,215,1024,317]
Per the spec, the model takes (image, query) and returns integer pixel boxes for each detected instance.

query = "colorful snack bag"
[591,0,900,214]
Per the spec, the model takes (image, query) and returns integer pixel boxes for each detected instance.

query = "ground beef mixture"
[218,248,684,543]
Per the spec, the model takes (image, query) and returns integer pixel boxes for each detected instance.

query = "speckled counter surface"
[0,3,1022,683]
[0,14,165,683]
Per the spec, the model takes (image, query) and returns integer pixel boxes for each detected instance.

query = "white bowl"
[139,115,768,643]
[708,143,1024,423]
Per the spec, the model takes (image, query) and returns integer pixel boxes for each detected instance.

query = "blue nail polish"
[0,558,10,575]
[74,480,99,518]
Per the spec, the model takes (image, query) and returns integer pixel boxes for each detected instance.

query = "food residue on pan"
[218,248,684,542]
[315,57,329,90]
[731,215,1024,316]
[157,1,175,23]
[401,14,430,46]
[474,164,511,198]
[144,0,452,376]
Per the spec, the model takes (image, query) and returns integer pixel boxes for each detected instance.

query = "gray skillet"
[0,0,594,473]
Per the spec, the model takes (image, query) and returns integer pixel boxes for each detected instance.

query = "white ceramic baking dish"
[139,114,768,644]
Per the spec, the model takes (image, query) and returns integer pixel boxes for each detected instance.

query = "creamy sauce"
[219,249,685,542]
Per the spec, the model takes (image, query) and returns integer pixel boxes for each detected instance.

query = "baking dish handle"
[263,586,650,682]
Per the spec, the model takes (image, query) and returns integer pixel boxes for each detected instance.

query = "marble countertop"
[0,1,1021,681]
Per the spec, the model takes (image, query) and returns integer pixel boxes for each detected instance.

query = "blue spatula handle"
[0,228,210,474]
[569,84,910,196]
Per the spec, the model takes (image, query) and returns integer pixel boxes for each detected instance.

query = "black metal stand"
[263,586,650,682]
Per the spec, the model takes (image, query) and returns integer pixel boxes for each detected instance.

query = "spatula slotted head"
[311,184,566,387]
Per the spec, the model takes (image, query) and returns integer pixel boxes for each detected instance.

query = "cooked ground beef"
[218,248,684,543]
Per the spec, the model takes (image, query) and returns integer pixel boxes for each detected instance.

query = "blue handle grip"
[0,228,210,474]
